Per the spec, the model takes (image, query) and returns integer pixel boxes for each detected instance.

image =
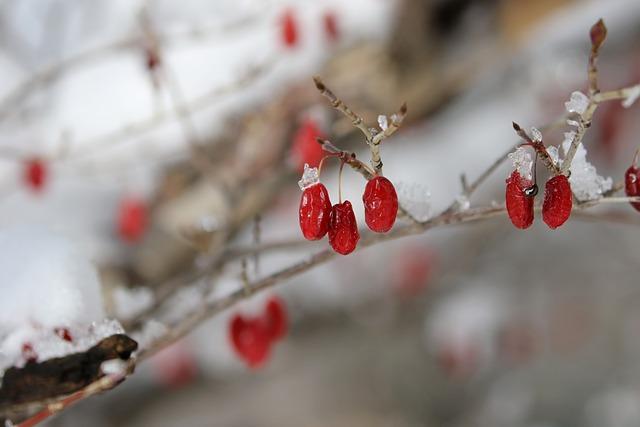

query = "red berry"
[625,164,640,212]
[117,197,148,243]
[505,171,534,229]
[229,315,271,369]
[22,343,37,363]
[328,200,359,255]
[280,9,298,48]
[291,119,324,172]
[263,297,288,342]
[542,175,572,229]
[145,47,161,71]
[299,183,332,240]
[323,11,339,42]
[54,327,73,342]
[151,342,198,389]
[24,157,47,192]
[363,176,398,233]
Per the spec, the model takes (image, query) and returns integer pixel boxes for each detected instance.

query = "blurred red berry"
[280,9,298,48]
[363,176,398,233]
[505,171,534,229]
[291,119,324,172]
[393,246,434,297]
[54,327,73,342]
[263,297,288,342]
[299,182,332,240]
[229,314,271,369]
[24,157,47,192]
[542,175,572,229]
[151,342,198,389]
[323,11,339,42]
[625,156,640,212]
[328,200,359,255]
[117,197,148,243]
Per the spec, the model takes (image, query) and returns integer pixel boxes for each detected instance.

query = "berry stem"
[338,160,345,204]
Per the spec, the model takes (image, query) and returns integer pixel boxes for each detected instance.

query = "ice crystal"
[377,115,388,131]
[396,182,431,222]
[565,91,590,115]
[298,164,320,190]
[622,85,640,108]
[508,147,533,180]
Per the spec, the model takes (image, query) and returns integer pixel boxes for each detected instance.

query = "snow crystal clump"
[508,147,533,180]
[529,127,542,143]
[377,115,388,131]
[298,164,320,190]
[396,182,431,222]
[622,85,640,108]
[561,136,612,200]
[565,91,590,115]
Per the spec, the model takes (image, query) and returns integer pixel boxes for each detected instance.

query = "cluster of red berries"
[279,8,340,49]
[229,297,287,369]
[299,165,398,255]
[505,171,572,230]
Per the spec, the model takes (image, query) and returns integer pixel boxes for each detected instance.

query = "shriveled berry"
[229,314,271,369]
[291,119,324,172]
[22,343,37,363]
[505,171,534,229]
[54,327,73,342]
[117,197,148,243]
[323,11,339,42]
[299,183,332,240]
[363,176,398,233]
[542,175,572,229]
[263,297,288,342]
[280,9,298,48]
[624,164,640,212]
[24,157,47,192]
[328,200,359,255]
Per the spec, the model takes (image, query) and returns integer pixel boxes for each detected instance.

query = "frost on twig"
[622,84,640,108]
[396,182,432,221]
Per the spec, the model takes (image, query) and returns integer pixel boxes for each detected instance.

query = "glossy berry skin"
[118,197,148,243]
[291,119,324,172]
[505,171,534,229]
[299,183,332,240]
[363,176,398,233]
[323,11,339,42]
[229,315,271,369]
[542,175,572,229]
[328,200,359,255]
[24,157,47,192]
[263,297,287,342]
[280,9,298,48]
[624,165,640,212]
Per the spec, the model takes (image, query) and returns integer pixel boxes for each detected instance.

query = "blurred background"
[1,0,640,426]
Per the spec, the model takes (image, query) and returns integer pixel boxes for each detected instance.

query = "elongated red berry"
[291,119,324,172]
[505,171,534,229]
[280,9,298,48]
[24,157,47,192]
[323,11,339,42]
[329,200,359,255]
[363,176,398,233]
[229,315,271,369]
[299,182,332,240]
[263,297,287,341]
[118,197,148,243]
[625,163,640,212]
[542,175,572,229]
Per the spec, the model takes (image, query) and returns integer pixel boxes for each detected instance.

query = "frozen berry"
[291,119,324,172]
[117,197,148,243]
[54,327,73,342]
[542,175,572,229]
[363,176,398,233]
[328,200,359,255]
[229,315,271,369]
[299,182,332,240]
[24,157,47,192]
[263,297,287,342]
[505,171,534,229]
[280,9,298,48]
[625,162,640,212]
[323,11,339,42]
